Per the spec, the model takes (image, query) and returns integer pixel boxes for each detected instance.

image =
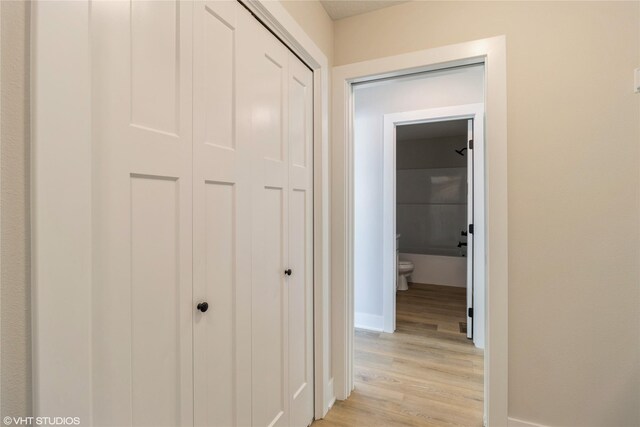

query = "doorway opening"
[330,36,508,425]
[395,118,476,337]
[390,109,485,350]
[343,66,486,426]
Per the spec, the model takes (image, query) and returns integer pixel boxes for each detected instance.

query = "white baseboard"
[354,312,384,331]
[508,417,550,427]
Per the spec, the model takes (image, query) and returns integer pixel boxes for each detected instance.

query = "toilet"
[397,260,414,291]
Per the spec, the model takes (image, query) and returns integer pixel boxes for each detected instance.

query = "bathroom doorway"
[395,118,476,339]
[392,111,486,345]
[381,103,485,348]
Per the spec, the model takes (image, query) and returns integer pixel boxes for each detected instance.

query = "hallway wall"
[280,0,333,65]
[335,2,640,426]
[1,0,31,418]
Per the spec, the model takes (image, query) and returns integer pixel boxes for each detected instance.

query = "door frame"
[331,36,508,425]
[382,104,485,349]
[31,0,334,421]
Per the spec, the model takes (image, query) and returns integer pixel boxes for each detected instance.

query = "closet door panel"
[130,176,181,427]
[249,17,290,427]
[287,55,314,427]
[254,187,287,427]
[91,1,194,426]
[194,180,236,427]
[288,188,309,404]
[130,0,180,134]
[202,3,235,150]
[193,1,251,426]
[260,58,285,162]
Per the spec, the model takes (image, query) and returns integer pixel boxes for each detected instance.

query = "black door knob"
[197,302,209,313]
[284,269,292,276]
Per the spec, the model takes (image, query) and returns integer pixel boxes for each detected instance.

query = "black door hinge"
[469,139,474,149]
[469,224,474,234]
[468,307,473,318]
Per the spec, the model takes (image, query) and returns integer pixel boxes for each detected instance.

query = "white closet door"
[246,11,314,426]
[287,54,314,427]
[249,15,291,427]
[91,1,193,426]
[192,2,252,426]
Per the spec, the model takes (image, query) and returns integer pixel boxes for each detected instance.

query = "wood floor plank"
[313,283,484,427]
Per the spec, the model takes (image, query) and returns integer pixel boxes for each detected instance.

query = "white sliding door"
[91,1,194,426]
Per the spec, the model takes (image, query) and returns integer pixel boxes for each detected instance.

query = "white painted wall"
[353,65,484,328]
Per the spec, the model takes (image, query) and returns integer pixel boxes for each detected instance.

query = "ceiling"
[320,0,409,20]
[396,119,468,142]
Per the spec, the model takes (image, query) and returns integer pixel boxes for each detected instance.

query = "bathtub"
[399,249,466,288]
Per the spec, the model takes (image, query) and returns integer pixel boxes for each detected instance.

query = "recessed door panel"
[131,0,180,135]
[257,55,285,162]
[203,5,234,149]
[131,176,180,427]
[253,187,287,427]
[288,189,308,393]
[289,78,307,168]
[195,181,236,427]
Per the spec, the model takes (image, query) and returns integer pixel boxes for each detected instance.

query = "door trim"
[31,1,93,419]
[381,104,485,340]
[31,0,333,421]
[331,36,508,425]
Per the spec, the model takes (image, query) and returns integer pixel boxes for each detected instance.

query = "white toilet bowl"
[397,260,414,291]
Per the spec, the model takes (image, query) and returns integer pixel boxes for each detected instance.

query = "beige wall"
[280,0,334,64]
[335,1,640,426]
[1,0,31,418]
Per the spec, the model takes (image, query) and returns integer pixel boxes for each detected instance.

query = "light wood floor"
[313,283,484,427]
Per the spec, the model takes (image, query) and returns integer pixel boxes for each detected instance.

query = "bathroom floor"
[312,283,484,427]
